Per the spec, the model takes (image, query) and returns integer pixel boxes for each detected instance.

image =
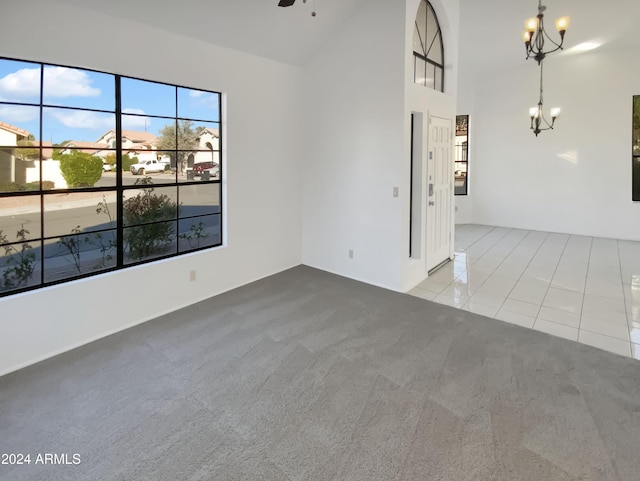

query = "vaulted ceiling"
[54,0,368,66]
[53,0,640,72]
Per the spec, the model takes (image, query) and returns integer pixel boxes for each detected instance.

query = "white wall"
[301,0,407,290]
[0,0,303,375]
[26,160,68,188]
[301,0,460,292]
[458,18,640,239]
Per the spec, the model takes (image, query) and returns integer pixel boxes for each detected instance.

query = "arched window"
[413,0,444,92]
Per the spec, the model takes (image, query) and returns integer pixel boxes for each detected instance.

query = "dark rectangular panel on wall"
[634,158,640,201]
[633,96,640,201]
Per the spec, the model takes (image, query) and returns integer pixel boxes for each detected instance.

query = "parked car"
[201,165,219,179]
[130,159,169,175]
[193,162,217,175]
[102,161,114,172]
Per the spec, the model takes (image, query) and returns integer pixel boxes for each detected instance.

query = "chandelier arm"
[541,28,564,50]
[535,17,546,52]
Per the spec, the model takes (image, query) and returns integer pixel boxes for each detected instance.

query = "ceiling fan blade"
[278,0,296,6]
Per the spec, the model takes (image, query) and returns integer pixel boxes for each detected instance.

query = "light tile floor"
[409,224,640,360]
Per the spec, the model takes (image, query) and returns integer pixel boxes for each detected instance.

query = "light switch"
[393,187,399,198]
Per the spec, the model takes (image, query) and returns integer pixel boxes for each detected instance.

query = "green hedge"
[59,151,103,187]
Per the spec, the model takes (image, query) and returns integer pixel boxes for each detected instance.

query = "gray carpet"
[1,266,639,480]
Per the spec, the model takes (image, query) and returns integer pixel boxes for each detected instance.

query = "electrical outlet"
[348,249,354,259]
[189,270,196,282]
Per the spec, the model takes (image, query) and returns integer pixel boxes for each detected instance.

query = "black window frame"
[0,56,223,297]
[633,95,640,201]
[455,114,469,196]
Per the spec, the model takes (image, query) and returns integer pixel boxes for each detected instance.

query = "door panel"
[426,116,453,272]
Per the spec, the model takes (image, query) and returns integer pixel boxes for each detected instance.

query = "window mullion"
[115,76,124,267]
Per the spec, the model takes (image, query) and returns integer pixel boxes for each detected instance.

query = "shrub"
[0,226,37,291]
[55,195,116,275]
[123,178,178,261]
[122,154,136,172]
[104,153,136,171]
[0,181,55,192]
[0,182,18,192]
[104,153,117,169]
[59,151,103,187]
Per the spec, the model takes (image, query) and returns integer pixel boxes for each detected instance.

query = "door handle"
[429,201,435,206]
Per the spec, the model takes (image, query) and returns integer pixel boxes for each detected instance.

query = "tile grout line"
[436,226,512,305]
[491,230,551,321]
[457,225,500,252]
[530,233,571,329]
[615,239,632,356]
[458,227,529,311]
[463,226,511,270]
[577,236,594,340]
[462,229,546,316]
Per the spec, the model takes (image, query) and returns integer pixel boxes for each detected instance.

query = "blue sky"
[0,58,220,145]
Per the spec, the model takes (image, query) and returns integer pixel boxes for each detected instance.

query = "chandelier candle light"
[522,0,569,136]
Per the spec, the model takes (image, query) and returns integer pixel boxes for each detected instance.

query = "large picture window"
[0,57,223,296]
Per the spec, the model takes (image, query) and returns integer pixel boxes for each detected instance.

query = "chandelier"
[522,1,569,136]
[522,0,570,64]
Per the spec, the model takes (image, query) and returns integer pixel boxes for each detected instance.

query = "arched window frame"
[413,0,445,92]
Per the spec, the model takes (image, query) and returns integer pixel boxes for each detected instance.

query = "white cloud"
[0,104,39,122]
[122,108,146,115]
[0,67,40,99]
[122,109,151,130]
[0,66,101,100]
[48,109,113,130]
[122,115,151,130]
[43,67,100,98]
[187,90,218,109]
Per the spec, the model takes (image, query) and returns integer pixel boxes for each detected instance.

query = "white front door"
[426,116,453,272]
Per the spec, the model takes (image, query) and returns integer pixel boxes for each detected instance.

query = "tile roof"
[198,127,219,138]
[62,140,110,153]
[121,130,158,143]
[0,121,31,138]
